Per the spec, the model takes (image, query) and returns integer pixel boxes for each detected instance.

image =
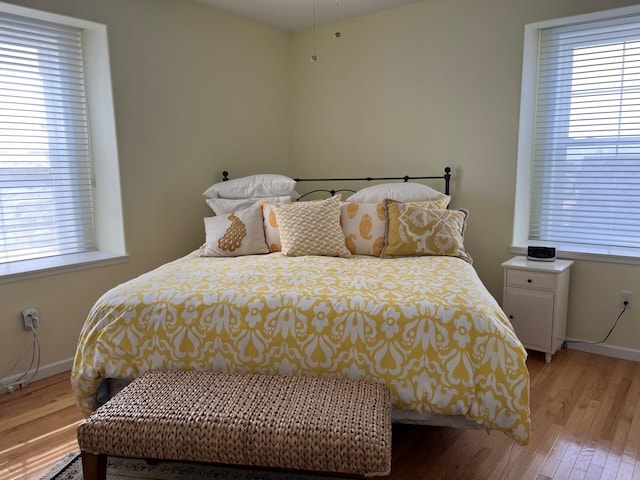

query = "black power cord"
[564,301,629,347]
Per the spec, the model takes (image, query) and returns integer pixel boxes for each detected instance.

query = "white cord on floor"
[0,324,41,391]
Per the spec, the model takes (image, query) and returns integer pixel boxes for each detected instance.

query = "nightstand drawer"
[506,270,555,291]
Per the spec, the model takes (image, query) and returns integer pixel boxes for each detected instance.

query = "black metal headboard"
[222,167,451,199]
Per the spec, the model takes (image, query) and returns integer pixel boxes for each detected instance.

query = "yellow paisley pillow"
[201,203,269,257]
[340,202,386,256]
[382,200,472,263]
[273,196,351,258]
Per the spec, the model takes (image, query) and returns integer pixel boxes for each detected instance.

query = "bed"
[71,168,530,446]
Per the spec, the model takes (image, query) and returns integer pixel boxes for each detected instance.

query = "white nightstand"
[501,256,573,363]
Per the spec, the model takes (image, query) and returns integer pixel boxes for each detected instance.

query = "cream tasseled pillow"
[272,195,351,258]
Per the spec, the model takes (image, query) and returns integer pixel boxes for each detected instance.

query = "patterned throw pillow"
[405,199,452,209]
[382,200,472,263]
[272,196,351,258]
[261,201,286,253]
[340,202,386,256]
[201,203,269,257]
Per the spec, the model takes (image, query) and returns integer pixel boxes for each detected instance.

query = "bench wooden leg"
[80,451,107,480]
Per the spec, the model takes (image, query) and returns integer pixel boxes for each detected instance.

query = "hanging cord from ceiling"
[311,0,342,61]
[310,0,318,61]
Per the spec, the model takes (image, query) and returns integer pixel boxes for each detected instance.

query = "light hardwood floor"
[2,348,640,480]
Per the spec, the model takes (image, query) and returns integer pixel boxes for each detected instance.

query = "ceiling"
[194,0,425,32]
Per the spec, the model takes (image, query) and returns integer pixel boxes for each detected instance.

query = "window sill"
[510,243,640,265]
[0,251,129,284]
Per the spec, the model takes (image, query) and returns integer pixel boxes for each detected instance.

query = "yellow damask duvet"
[71,252,530,445]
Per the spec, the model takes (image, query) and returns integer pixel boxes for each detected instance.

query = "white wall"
[290,0,640,356]
[2,0,640,384]
[0,0,291,380]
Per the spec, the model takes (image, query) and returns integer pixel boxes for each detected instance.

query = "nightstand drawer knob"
[527,279,532,283]
[509,315,514,319]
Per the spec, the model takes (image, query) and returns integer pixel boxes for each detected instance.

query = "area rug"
[41,452,350,480]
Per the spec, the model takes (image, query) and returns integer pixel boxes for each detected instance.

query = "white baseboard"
[0,357,74,393]
[565,338,640,363]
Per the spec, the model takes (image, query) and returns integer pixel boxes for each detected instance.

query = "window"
[0,3,125,281]
[514,5,640,263]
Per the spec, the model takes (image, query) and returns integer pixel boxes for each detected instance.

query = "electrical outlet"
[21,307,39,330]
[0,381,28,395]
[0,384,15,395]
[620,291,633,309]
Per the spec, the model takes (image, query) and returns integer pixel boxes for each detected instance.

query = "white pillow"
[201,203,269,257]
[206,196,292,215]
[203,174,298,199]
[346,182,450,206]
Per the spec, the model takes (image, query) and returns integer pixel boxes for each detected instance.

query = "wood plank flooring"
[2,348,640,479]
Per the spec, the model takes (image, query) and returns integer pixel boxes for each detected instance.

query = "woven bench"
[77,370,392,479]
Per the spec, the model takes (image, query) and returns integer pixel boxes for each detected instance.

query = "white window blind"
[530,13,640,252]
[0,12,95,264]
